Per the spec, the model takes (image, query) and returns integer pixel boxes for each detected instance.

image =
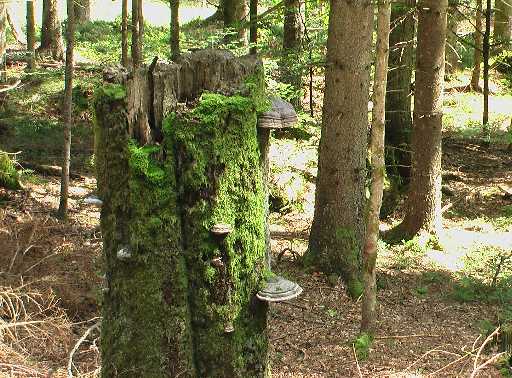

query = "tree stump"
[95,50,270,377]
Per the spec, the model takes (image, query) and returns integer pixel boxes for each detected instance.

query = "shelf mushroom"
[256,275,303,302]
[257,97,298,269]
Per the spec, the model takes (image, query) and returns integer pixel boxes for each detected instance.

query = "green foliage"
[450,245,512,304]
[353,332,374,361]
[0,152,21,190]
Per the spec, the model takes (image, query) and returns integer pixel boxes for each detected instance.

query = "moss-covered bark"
[95,72,269,377]
[95,85,195,377]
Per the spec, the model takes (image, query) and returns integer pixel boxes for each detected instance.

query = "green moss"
[164,89,269,376]
[97,83,126,100]
[0,151,22,190]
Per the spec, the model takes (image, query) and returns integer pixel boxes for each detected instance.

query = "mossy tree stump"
[95,50,270,378]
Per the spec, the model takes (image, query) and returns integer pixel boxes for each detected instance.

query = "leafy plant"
[353,332,373,361]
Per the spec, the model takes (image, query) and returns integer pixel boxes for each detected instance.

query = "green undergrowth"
[0,151,22,190]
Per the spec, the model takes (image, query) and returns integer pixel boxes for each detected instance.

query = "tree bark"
[385,0,416,185]
[74,0,90,25]
[57,0,75,220]
[249,0,258,54]
[170,0,180,60]
[0,2,6,83]
[96,51,269,378]
[121,0,128,67]
[471,0,483,91]
[361,0,390,335]
[224,0,248,43]
[494,0,512,49]
[483,0,491,128]
[39,0,64,61]
[132,0,141,67]
[398,0,448,238]
[26,0,36,70]
[305,0,373,298]
[446,1,460,75]
[281,0,303,107]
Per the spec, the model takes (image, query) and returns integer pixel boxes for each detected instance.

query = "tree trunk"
[494,0,512,49]
[305,0,373,298]
[471,0,483,91]
[361,0,390,335]
[121,0,128,67]
[132,0,141,67]
[398,0,448,238]
[96,51,269,378]
[281,0,303,107]
[249,0,258,54]
[385,0,415,185]
[170,0,180,60]
[57,0,75,220]
[26,0,36,70]
[446,1,460,75]
[224,0,247,44]
[483,0,491,128]
[39,0,64,61]
[74,0,90,25]
[0,2,6,83]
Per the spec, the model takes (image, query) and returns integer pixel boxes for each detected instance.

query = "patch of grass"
[353,333,373,361]
[450,245,512,304]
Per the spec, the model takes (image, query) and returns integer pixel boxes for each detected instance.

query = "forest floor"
[1,35,512,378]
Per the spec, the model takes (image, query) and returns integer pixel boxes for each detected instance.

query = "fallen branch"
[67,322,101,378]
[20,161,86,180]
[0,79,21,93]
[375,333,440,340]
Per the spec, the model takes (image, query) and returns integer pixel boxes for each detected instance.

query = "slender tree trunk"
[281,0,303,107]
[398,0,448,238]
[494,0,512,49]
[471,0,483,91]
[0,2,6,83]
[483,0,491,128]
[132,0,141,67]
[224,0,247,43]
[138,0,144,57]
[446,1,460,75]
[170,0,180,60]
[249,0,258,54]
[26,1,36,70]
[6,10,24,45]
[121,0,128,67]
[361,0,390,335]
[57,0,75,220]
[39,0,64,60]
[305,0,373,298]
[385,0,416,185]
[74,0,90,25]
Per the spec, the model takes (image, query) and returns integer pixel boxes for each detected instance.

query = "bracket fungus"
[116,246,132,261]
[256,275,303,303]
[258,97,298,130]
[210,223,233,238]
[224,321,235,334]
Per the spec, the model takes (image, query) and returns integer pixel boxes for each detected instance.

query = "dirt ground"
[0,135,509,377]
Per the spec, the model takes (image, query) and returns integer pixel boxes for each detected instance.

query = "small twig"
[470,352,506,378]
[375,334,440,340]
[473,326,500,373]
[352,343,363,378]
[67,322,101,378]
